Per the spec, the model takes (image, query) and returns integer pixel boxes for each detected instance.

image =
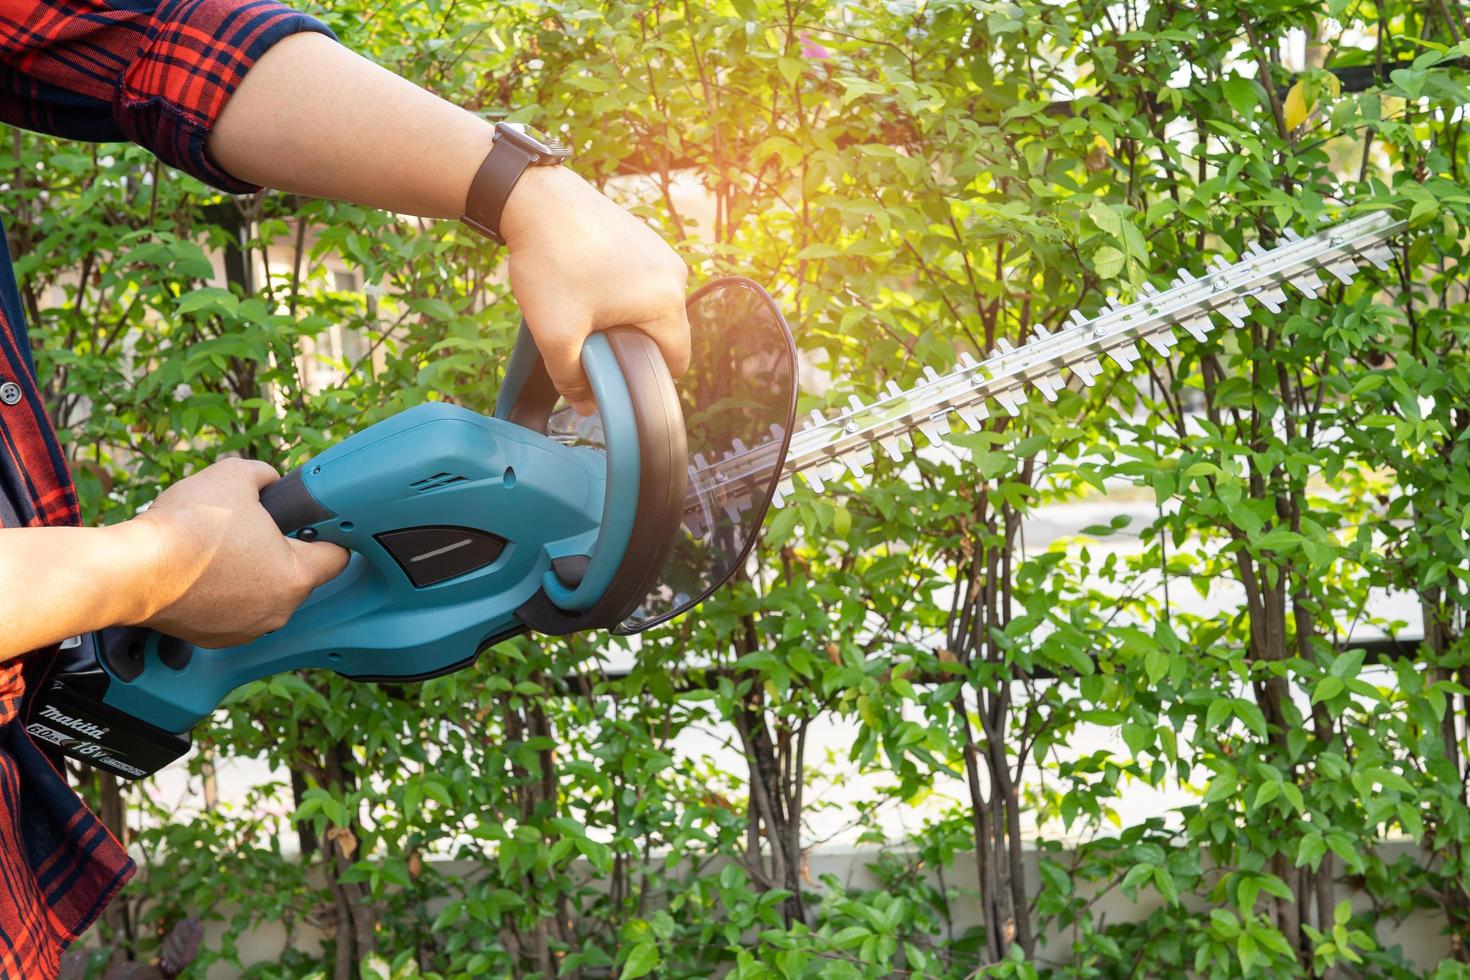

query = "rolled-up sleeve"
[0,0,335,192]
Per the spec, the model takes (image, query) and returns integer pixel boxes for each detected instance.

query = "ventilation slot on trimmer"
[409,472,468,492]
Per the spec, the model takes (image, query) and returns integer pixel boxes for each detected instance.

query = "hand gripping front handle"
[496,320,688,632]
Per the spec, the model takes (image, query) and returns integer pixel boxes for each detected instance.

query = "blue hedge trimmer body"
[29,278,799,779]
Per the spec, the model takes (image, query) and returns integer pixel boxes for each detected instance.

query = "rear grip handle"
[534,331,643,611]
[491,317,687,621]
[259,468,334,535]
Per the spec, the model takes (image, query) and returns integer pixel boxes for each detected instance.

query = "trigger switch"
[551,555,591,589]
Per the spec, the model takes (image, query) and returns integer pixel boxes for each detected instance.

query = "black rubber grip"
[260,468,334,534]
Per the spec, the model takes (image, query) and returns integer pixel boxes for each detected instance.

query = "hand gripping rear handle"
[495,321,688,633]
[258,467,334,535]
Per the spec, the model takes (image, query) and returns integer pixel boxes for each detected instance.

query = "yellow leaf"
[1283,79,1309,130]
[325,826,357,860]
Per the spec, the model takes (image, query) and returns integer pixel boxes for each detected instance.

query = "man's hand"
[500,167,690,415]
[129,459,349,648]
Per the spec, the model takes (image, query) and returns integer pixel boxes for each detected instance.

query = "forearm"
[206,32,492,219]
[0,523,164,660]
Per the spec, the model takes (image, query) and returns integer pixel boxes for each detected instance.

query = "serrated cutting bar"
[684,211,1403,521]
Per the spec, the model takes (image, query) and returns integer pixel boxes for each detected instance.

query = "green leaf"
[1313,675,1345,703]
[1221,77,1260,115]
[1297,833,1326,870]
[176,286,238,316]
[1237,931,1260,973]
[565,73,612,92]
[619,942,660,980]
[1092,245,1125,279]
[1203,768,1237,803]
[1088,200,1122,238]
[1234,700,1268,739]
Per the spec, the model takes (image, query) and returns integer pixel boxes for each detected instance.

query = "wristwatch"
[460,122,572,245]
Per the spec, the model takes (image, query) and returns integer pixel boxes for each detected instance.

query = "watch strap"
[461,139,538,245]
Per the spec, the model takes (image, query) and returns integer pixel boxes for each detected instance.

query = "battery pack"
[25,630,191,780]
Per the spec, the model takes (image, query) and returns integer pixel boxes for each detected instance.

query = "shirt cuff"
[113,1,337,193]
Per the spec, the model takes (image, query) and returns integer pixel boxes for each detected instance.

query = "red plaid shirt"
[0,2,331,974]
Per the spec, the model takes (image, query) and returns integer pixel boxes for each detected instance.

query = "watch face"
[497,122,571,158]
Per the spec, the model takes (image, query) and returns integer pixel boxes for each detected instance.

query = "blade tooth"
[1324,258,1357,284]
[995,389,1025,417]
[771,477,795,508]
[1106,341,1141,370]
[1255,285,1287,314]
[824,460,847,483]
[1141,281,1161,296]
[843,445,873,477]
[1069,357,1101,387]
[847,395,866,414]
[1105,294,1125,312]
[956,402,990,428]
[1068,309,1090,329]
[1245,241,1268,257]
[884,380,905,399]
[879,434,906,461]
[1359,243,1392,270]
[770,423,785,441]
[1032,373,1063,402]
[923,365,941,383]
[1284,227,1302,242]
[1288,269,1323,299]
[958,352,979,369]
[996,337,1016,354]
[1175,267,1198,285]
[731,437,749,453]
[807,409,827,429]
[917,410,948,444]
[1218,299,1249,328]
[694,452,712,471]
[1144,328,1176,356]
[685,513,709,536]
[803,467,826,493]
[1033,322,1053,339]
[724,499,751,524]
[1212,255,1233,272]
[1177,316,1211,342]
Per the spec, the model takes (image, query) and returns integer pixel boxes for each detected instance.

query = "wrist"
[498,165,588,249]
[105,516,177,625]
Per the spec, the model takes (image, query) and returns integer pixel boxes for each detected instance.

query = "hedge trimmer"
[30,212,1403,780]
